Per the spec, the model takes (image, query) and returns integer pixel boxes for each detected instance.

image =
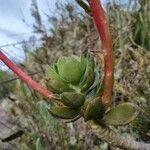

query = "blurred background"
[0,0,149,149]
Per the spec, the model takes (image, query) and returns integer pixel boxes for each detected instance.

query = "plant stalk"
[0,51,52,98]
[88,0,115,107]
[88,121,150,150]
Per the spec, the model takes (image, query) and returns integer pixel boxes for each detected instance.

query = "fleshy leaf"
[86,70,102,98]
[61,92,85,107]
[80,54,88,75]
[36,138,44,150]
[47,66,66,82]
[80,56,95,92]
[57,56,85,84]
[48,106,80,119]
[46,79,71,93]
[103,103,139,126]
[84,97,104,121]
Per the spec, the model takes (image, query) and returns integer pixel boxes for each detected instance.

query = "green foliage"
[1,0,149,148]
[0,70,16,98]
[133,0,150,50]
[49,106,80,119]
[36,138,44,150]
[57,55,86,84]
[107,0,150,50]
[61,92,85,108]
[46,54,104,122]
[103,103,139,126]
[46,55,139,124]
[46,55,94,93]
[84,97,104,121]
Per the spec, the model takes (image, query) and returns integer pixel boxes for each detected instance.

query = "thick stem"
[88,0,115,107]
[0,51,52,98]
[88,121,150,150]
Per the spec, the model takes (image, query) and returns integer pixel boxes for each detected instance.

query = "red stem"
[0,51,52,98]
[88,0,115,107]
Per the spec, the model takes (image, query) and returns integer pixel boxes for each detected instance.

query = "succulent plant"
[46,54,139,125]
[46,54,104,121]
[46,55,95,93]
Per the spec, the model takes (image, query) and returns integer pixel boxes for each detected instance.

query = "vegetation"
[0,0,149,149]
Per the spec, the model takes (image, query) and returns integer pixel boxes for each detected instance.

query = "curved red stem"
[0,51,52,98]
[88,0,115,107]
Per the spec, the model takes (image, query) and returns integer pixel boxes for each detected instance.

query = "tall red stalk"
[0,51,52,98]
[88,0,115,107]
